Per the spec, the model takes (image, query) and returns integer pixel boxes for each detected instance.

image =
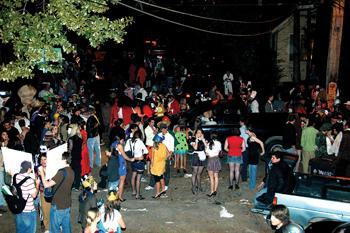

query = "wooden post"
[326,0,345,85]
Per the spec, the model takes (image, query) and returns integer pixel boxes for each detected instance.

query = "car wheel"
[263,139,283,162]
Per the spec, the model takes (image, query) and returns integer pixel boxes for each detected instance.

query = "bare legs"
[175,154,180,171]
[118,175,126,200]
[154,177,166,198]
[208,170,219,194]
[181,154,187,173]
[131,172,143,198]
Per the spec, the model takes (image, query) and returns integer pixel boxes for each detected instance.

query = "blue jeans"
[15,211,37,233]
[0,170,6,206]
[87,135,101,168]
[248,164,258,190]
[253,187,268,208]
[108,180,119,191]
[50,205,71,233]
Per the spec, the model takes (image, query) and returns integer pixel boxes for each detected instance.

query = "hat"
[53,112,60,120]
[157,116,171,128]
[20,161,32,173]
[344,101,350,105]
[82,175,96,189]
[153,134,165,143]
[158,122,168,129]
[320,122,332,131]
[107,191,120,202]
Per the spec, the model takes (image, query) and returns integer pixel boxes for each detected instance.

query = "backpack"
[1,173,31,214]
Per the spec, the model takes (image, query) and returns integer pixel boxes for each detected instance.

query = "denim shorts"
[132,160,145,173]
[108,180,119,191]
[226,155,243,164]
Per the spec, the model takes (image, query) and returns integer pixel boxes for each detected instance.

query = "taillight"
[272,197,278,205]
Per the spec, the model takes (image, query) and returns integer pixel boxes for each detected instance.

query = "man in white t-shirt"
[223,71,234,96]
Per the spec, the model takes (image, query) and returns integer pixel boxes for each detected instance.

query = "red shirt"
[143,104,153,118]
[168,99,180,115]
[122,106,133,125]
[109,104,119,126]
[226,136,244,156]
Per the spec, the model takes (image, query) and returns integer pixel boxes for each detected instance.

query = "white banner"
[1,147,34,176]
[46,143,67,180]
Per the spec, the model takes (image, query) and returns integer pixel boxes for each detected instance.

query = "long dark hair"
[208,132,218,150]
[132,130,141,142]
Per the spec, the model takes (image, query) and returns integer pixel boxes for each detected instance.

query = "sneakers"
[164,186,168,191]
[145,185,154,190]
[228,185,233,190]
[235,184,240,190]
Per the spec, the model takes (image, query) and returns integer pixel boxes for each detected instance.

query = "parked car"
[200,112,288,157]
[304,220,350,233]
[273,173,350,229]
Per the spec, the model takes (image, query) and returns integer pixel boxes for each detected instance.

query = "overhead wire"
[129,0,286,24]
[116,1,276,37]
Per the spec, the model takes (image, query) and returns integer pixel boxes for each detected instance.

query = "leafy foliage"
[0,0,133,82]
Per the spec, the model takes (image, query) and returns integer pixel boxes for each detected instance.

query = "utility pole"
[293,7,301,83]
[325,0,345,85]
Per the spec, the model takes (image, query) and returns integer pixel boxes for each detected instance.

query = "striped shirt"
[16,173,35,212]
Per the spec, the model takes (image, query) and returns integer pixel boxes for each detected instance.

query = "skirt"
[227,155,243,164]
[207,157,222,172]
[191,153,206,167]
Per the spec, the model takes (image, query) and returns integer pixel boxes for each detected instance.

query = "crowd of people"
[0,60,350,233]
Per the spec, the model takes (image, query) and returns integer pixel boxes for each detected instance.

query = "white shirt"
[250,99,259,113]
[137,88,148,101]
[326,136,334,155]
[331,131,342,156]
[205,140,222,157]
[223,73,233,82]
[125,138,148,159]
[99,206,122,232]
[158,132,174,153]
[145,125,156,147]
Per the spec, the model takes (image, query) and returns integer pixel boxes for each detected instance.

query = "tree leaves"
[0,0,133,82]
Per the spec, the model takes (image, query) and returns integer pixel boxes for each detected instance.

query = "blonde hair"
[68,123,81,138]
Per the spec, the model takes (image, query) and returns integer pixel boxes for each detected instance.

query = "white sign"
[1,147,33,176]
[46,143,67,180]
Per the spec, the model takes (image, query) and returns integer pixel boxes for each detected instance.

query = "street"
[2,156,271,233]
